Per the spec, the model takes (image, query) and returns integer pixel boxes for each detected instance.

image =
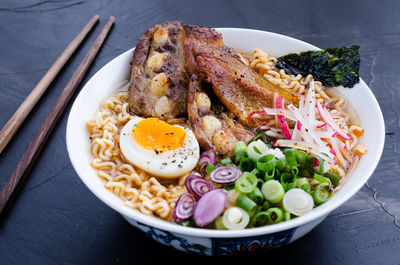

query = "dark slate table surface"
[0,0,399,264]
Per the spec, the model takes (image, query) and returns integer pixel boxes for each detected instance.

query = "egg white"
[119,117,200,178]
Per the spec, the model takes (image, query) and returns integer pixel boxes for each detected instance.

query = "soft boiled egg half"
[120,117,200,178]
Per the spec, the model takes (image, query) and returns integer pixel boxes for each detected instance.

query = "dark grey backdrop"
[0,0,399,264]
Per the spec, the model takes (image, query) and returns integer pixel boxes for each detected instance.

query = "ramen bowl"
[66,28,385,255]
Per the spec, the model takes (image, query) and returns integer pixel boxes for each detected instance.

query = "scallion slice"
[247,140,269,160]
[283,188,314,216]
[222,207,250,230]
[214,216,226,230]
[235,172,257,193]
[256,154,276,175]
[248,187,264,204]
[313,182,330,205]
[235,193,257,213]
[234,141,247,162]
[324,172,339,186]
[238,157,257,172]
[296,177,311,193]
[266,207,284,224]
[262,180,285,203]
[280,173,297,191]
[250,211,271,227]
[313,173,330,185]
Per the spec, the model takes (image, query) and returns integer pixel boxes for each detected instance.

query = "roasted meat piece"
[184,35,298,128]
[129,21,189,119]
[182,24,224,74]
[188,74,254,156]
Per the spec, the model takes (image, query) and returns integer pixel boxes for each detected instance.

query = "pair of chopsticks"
[0,14,115,216]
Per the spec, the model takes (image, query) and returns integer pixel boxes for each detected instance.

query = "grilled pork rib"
[188,74,254,156]
[129,21,189,119]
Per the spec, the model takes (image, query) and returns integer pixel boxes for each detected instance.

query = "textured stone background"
[0,0,399,264]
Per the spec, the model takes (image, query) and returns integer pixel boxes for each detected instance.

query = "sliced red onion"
[185,174,214,199]
[198,150,216,176]
[173,193,196,222]
[193,189,227,227]
[210,165,242,184]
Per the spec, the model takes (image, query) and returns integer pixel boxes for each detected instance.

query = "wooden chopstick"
[0,16,115,217]
[0,14,100,155]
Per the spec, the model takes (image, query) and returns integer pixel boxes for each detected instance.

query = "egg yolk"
[132,118,186,153]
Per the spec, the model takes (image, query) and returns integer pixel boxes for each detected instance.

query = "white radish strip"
[263,107,297,121]
[328,137,349,169]
[307,80,316,128]
[291,122,302,141]
[265,130,285,138]
[274,92,279,128]
[314,130,336,139]
[299,94,305,111]
[335,137,353,161]
[317,101,351,140]
[276,96,291,139]
[315,152,337,164]
[300,125,315,146]
[287,105,326,147]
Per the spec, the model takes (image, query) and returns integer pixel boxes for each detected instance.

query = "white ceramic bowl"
[66,28,385,255]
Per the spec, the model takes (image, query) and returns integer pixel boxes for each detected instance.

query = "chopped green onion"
[250,168,262,178]
[291,166,299,176]
[262,180,285,203]
[250,211,271,227]
[176,220,192,227]
[234,141,247,162]
[205,164,216,175]
[296,177,311,193]
[266,207,284,224]
[283,188,314,216]
[235,172,257,193]
[284,149,298,168]
[257,178,265,187]
[235,193,257,213]
[280,173,297,191]
[256,154,276,174]
[283,210,291,221]
[299,168,312,178]
[313,182,330,205]
[223,183,235,190]
[238,157,257,172]
[264,171,274,182]
[296,150,307,166]
[214,216,226,230]
[276,157,287,171]
[250,133,268,143]
[223,207,250,230]
[324,172,340,186]
[247,140,269,160]
[262,200,270,210]
[314,173,330,184]
[248,187,264,204]
[220,157,233,165]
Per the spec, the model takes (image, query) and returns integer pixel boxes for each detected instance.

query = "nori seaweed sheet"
[276,45,360,88]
